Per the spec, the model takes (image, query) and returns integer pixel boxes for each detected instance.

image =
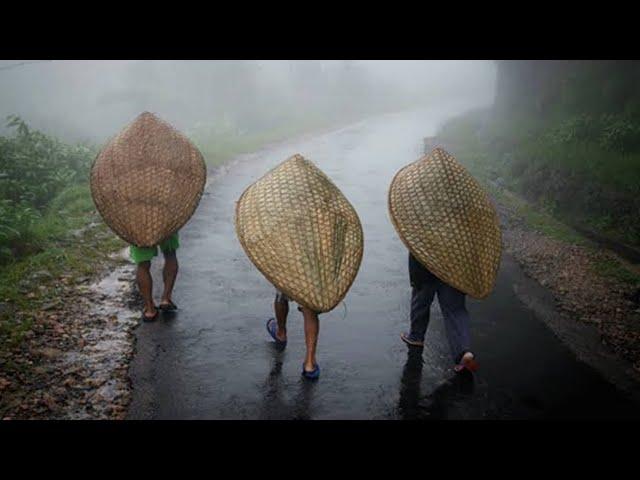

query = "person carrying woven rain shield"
[388,147,502,374]
[235,154,363,380]
[90,112,207,322]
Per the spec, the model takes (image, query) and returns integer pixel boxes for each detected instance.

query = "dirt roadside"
[0,248,138,420]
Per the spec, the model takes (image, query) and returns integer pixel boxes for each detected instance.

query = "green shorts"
[129,233,180,264]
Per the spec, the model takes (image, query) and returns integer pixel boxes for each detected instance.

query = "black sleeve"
[408,252,430,288]
[409,253,426,287]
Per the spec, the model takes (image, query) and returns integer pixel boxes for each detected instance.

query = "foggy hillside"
[0,60,496,143]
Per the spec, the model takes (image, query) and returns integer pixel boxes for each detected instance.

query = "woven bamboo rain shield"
[90,112,207,247]
[235,154,364,313]
[388,147,502,299]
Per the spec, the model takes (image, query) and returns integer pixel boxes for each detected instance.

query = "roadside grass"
[0,225,125,347]
[0,183,126,349]
[440,109,640,198]
[519,140,640,192]
[591,256,640,286]
[487,183,591,246]
[194,129,297,166]
[190,112,363,167]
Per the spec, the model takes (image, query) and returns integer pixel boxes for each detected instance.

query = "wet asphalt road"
[128,107,640,419]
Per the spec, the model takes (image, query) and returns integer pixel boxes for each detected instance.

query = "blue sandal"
[266,318,287,347]
[302,363,320,380]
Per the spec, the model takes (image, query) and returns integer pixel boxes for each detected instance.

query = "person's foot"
[142,306,159,322]
[400,332,425,348]
[266,318,287,346]
[302,362,320,380]
[454,352,479,373]
[159,299,178,311]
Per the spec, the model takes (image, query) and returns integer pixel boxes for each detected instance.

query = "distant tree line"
[494,60,640,119]
[94,60,400,138]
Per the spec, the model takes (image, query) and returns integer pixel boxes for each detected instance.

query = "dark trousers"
[408,254,471,363]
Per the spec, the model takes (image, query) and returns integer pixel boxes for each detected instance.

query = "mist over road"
[127,107,640,420]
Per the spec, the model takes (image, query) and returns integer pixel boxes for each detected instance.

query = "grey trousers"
[408,274,472,364]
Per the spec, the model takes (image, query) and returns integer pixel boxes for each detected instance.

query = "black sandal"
[159,300,178,312]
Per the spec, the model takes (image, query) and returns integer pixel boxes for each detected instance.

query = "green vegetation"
[502,61,640,246]
[485,182,590,246]
[0,116,98,264]
[591,256,640,286]
[0,117,128,347]
[439,100,640,246]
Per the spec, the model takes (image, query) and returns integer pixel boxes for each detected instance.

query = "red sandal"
[454,352,479,373]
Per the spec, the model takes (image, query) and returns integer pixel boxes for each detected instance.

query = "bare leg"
[273,298,289,342]
[160,250,178,306]
[302,307,319,372]
[136,261,156,318]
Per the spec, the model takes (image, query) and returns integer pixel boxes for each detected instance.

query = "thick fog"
[0,60,496,143]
